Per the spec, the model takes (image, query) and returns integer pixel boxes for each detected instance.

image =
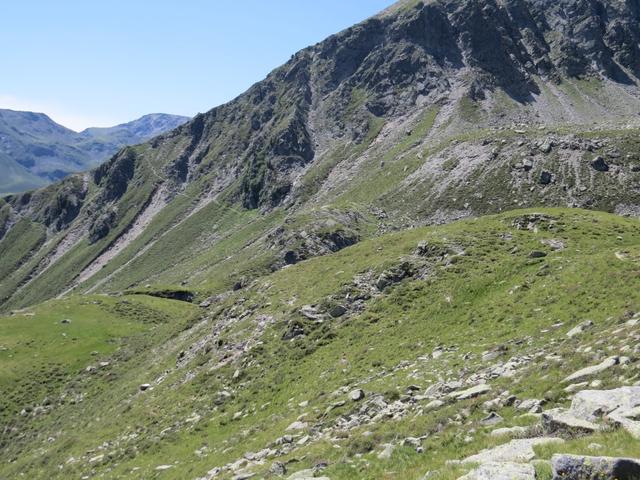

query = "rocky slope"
[1,0,640,312]
[1,208,639,480]
[0,110,189,194]
[1,0,640,478]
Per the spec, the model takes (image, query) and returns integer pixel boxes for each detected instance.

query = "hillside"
[1,0,640,312]
[1,209,639,479]
[0,110,189,194]
[1,0,640,478]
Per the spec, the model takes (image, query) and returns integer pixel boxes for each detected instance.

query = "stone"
[462,437,564,464]
[61,318,71,324]
[566,320,594,338]
[563,356,619,382]
[552,454,640,479]
[285,421,308,432]
[542,408,600,436]
[232,474,255,480]
[591,156,610,172]
[564,382,589,393]
[139,383,151,391]
[517,399,542,411]
[450,384,492,401]
[570,387,640,420]
[490,426,529,437]
[328,304,347,318]
[349,389,365,401]
[425,399,445,411]
[539,171,553,185]
[480,412,504,426]
[528,250,547,258]
[459,461,536,480]
[539,141,553,154]
[377,443,395,460]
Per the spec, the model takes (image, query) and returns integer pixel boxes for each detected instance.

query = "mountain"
[0,110,189,194]
[1,0,640,478]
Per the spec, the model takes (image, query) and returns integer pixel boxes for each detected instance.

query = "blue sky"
[0,1,394,131]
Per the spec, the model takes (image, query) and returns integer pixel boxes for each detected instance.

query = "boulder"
[563,356,619,383]
[490,426,529,438]
[552,454,640,479]
[566,320,594,338]
[459,461,536,480]
[450,384,492,401]
[462,437,563,464]
[571,387,640,421]
[542,408,600,436]
[285,421,308,432]
[349,389,365,402]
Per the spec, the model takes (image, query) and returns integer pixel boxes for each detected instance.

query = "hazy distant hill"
[0,110,189,194]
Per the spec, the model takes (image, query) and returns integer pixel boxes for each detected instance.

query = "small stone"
[270,461,287,475]
[591,156,610,172]
[481,412,504,426]
[139,383,151,391]
[285,421,308,432]
[567,320,594,338]
[349,389,365,402]
[450,384,492,401]
[377,443,395,460]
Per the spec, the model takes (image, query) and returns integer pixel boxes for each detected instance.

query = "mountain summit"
[1,0,639,309]
[1,1,640,478]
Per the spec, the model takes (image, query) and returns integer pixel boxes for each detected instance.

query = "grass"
[2,208,640,479]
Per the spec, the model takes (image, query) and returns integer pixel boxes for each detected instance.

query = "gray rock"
[285,421,307,432]
[591,156,610,172]
[571,387,640,421]
[490,426,529,438]
[563,356,619,382]
[539,141,553,154]
[566,320,594,338]
[552,454,640,479]
[459,462,536,480]
[349,389,365,401]
[462,437,563,464]
[328,304,347,318]
[450,384,492,401]
[542,408,600,436]
[539,171,553,185]
[481,412,504,426]
[139,383,151,391]
[377,443,395,460]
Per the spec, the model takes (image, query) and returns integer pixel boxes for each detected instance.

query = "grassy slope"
[1,208,639,479]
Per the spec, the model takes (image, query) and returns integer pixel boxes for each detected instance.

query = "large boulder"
[552,454,640,479]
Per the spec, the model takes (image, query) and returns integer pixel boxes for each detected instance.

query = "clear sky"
[0,1,394,131]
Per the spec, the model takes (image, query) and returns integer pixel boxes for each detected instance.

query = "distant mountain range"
[0,110,189,194]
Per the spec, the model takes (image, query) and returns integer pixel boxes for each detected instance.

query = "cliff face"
[1,0,640,310]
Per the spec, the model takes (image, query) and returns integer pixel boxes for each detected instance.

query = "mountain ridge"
[1,1,640,477]
[0,109,189,194]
